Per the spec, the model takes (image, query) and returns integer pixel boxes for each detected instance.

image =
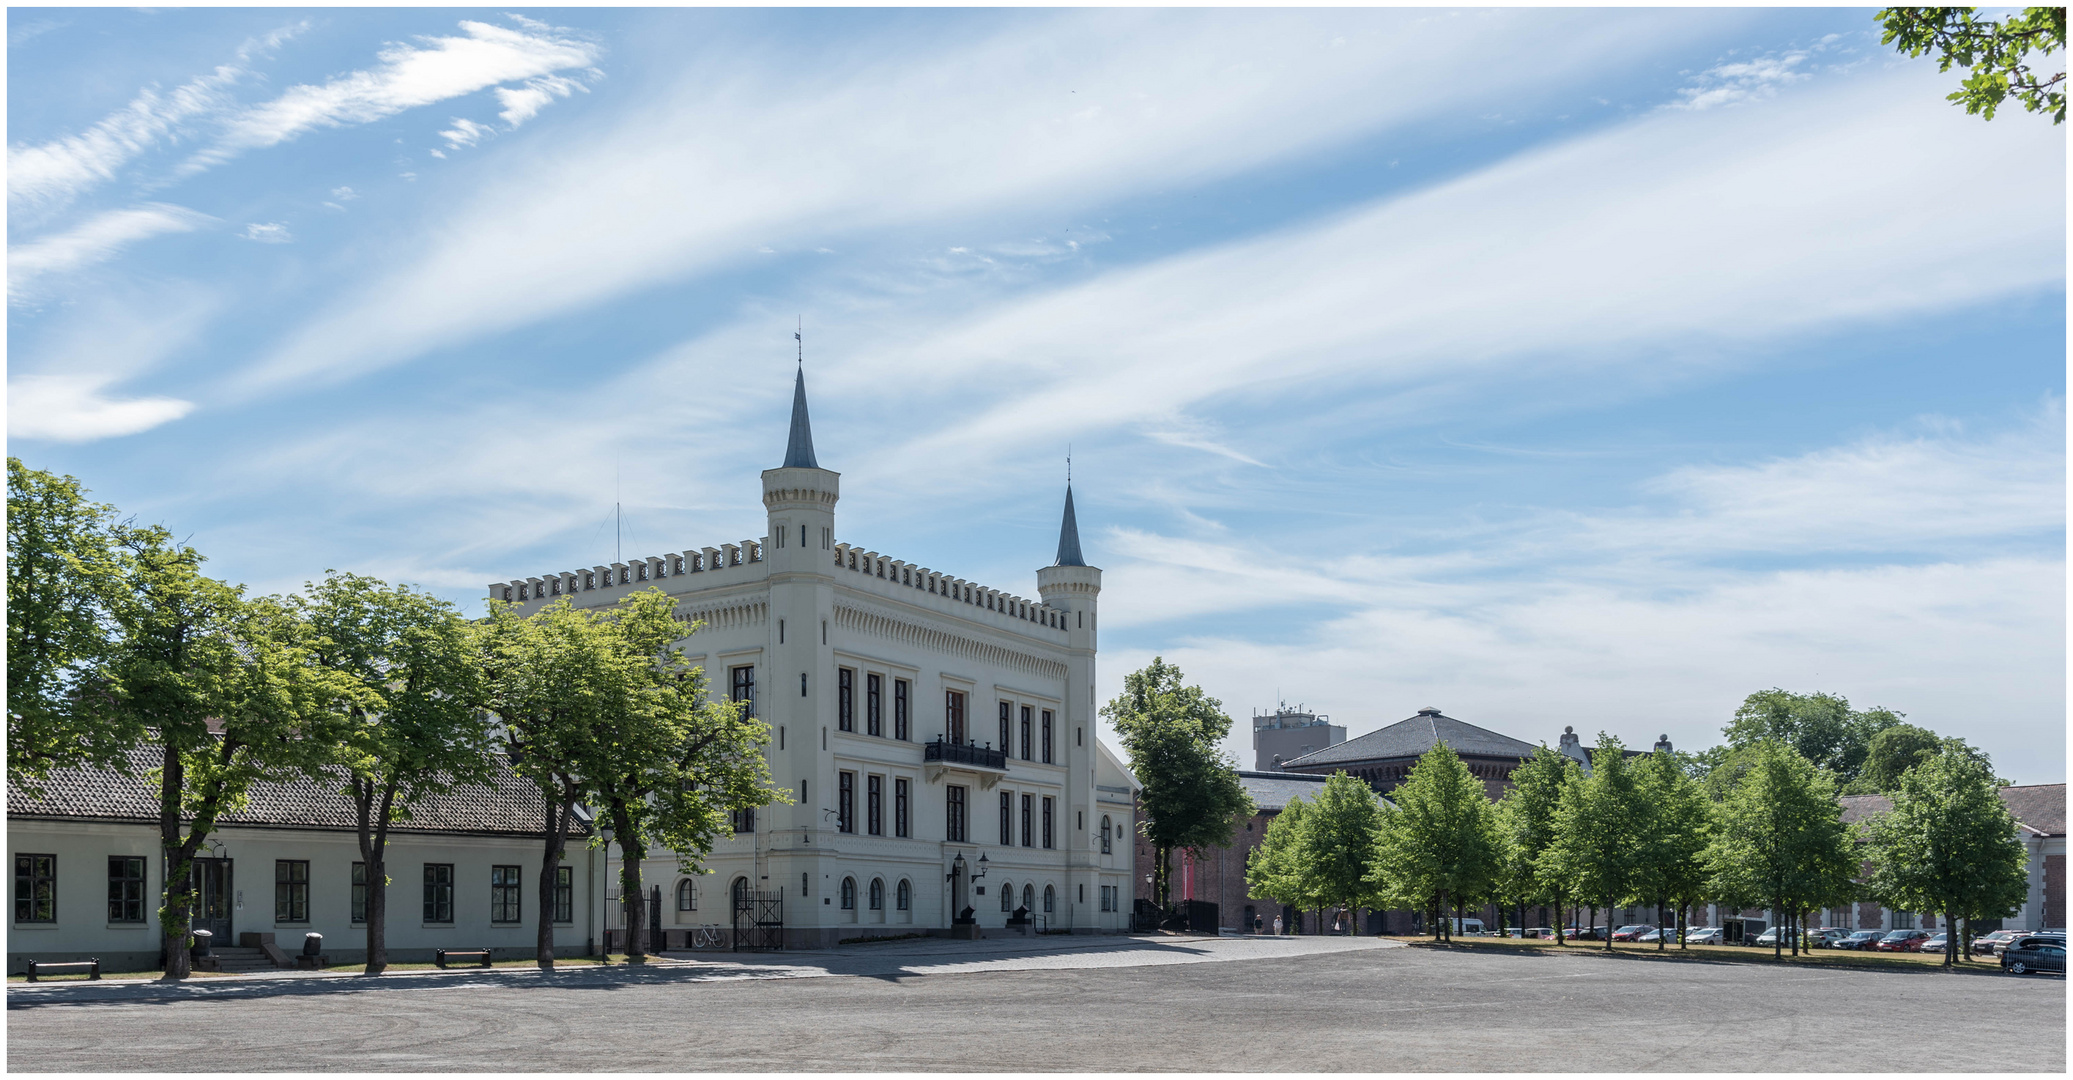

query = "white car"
[1684,926,1723,945]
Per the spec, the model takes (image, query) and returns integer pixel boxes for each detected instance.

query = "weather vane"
[795,315,803,365]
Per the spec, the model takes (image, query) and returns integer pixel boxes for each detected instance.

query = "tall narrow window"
[999,701,1012,752]
[840,877,857,910]
[1042,796,1055,849]
[732,807,757,833]
[838,668,855,732]
[351,862,368,924]
[424,864,454,923]
[491,865,522,923]
[895,778,911,838]
[108,856,146,923]
[870,878,885,911]
[1044,884,1056,913]
[897,879,912,910]
[275,860,310,923]
[894,680,910,741]
[945,690,966,744]
[867,673,883,737]
[1101,815,1113,855]
[1020,705,1033,760]
[1001,880,1015,912]
[946,785,968,843]
[838,771,856,833]
[1021,793,1034,848]
[867,775,884,836]
[1042,710,1054,764]
[677,879,696,911]
[731,665,757,718]
[15,854,54,923]
[999,791,1013,846]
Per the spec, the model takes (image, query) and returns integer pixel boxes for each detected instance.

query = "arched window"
[1100,815,1113,854]
[731,876,750,907]
[1023,883,1034,912]
[869,878,885,911]
[896,879,911,911]
[840,877,857,910]
[1000,881,1014,912]
[1043,885,1055,913]
[676,879,696,911]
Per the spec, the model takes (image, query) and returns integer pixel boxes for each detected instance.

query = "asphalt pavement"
[7,934,2062,1071]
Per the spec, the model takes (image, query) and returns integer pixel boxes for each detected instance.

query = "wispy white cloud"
[5,23,303,216]
[1670,49,1810,110]
[241,222,293,243]
[8,203,216,301]
[190,18,600,173]
[241,9,1751,394]
[6,373,196,441]
[494,72,591,128]
[439,117,494,149]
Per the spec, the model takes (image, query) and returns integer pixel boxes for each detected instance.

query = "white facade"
[7,820,597,971]
[496,370,1136,946]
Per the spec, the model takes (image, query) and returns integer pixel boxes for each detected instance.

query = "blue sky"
[9,8,2065,781]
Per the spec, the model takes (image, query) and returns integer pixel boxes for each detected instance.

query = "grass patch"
[1385,935,2006,972]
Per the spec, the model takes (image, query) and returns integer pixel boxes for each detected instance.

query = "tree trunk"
[1603,895,1614,951]
[536,781,574,971]
[613,800,647,963]
[355,778,398,976]
[1944,909,1954,968]
[1772,897,1783,958]
[1155,845,1172,912]
[157,746,193,981]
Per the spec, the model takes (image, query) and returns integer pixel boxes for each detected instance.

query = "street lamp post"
[599,823,615,961]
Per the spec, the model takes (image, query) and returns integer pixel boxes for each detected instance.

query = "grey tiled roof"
[8,745,577,838]
[1280,711,1538,768]
[1839,785,2063,837]
[1236,771,1331,813]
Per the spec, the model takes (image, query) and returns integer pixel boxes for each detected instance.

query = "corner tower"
[1037,482,1101,708]
[762,365,839,570]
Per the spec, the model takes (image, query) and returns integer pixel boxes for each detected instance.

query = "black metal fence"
[923,739,1008,769]
[733,887,786,951]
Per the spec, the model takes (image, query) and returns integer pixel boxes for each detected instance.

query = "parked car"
[1808,928,1852,948]
[1636,927,1674,943]
[1610,925,1655,942]
[1836,930,1884,951]
[1685,926,1723,945]
[1516,927,1556,940]
[1754,926,1802,948]
[1564,926,1610,941]
[1919,933,1949,953]
[2000,937,2067,975]
[1875,929,1931,952]
[1974,930,2023,956]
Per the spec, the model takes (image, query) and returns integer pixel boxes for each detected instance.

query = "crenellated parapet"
[488,537,765,605]
[831,541,1068,632]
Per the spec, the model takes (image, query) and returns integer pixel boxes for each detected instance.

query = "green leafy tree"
[588,589,776,963]
[1294,772,1387,935]
[90,528,349,979]
[1724,689,1901,789]
[1632,749,1714,950]
[1545,734,1643,952]
[292,571,494,975]
[1878,7,2067,122]
[1245,796,1319,924]
[1860,748,2030,967]
[6,459,134,796]
[1493,746,1578,942]
[1104,658,1253,910]
[1373,743,1502,941]
[1706,741,1857,959]
[1852,724,2000,794]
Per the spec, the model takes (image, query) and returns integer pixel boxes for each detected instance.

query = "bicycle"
[689,925,727,949]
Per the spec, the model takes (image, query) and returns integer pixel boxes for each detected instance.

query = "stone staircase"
[205,946,280,973]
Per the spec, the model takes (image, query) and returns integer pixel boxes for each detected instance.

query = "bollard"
[303,932,323,956]
[190,929,214,957]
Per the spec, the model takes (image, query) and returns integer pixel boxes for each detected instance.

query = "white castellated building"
[490,368,1138,946]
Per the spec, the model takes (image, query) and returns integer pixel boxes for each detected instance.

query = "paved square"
[7,936,2062,1071]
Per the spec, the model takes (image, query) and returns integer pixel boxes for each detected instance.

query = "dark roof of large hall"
[1233,770,1395,813]
[1839,783,2063,837]
[1279,709,1538,769]
[9,745,580,838]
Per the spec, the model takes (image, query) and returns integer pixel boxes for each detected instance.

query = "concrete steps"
[207,947,280,973]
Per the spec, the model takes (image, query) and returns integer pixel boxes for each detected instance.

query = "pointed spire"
[1054,484,1086,566]
[782,364,819,469]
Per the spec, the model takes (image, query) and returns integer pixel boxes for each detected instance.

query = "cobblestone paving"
[8,936,2062,1071]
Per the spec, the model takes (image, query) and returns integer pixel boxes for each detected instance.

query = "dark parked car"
[2001,937,2067,975]
[1875,929,1931,952]
[1836,930,1884,951]
[1610,925,1655,942]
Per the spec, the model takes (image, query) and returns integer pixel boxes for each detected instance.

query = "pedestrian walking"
[1273,914,1283,936]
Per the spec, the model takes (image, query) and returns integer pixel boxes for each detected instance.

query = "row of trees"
[8,459,776,979]
[1247,733,2029,967]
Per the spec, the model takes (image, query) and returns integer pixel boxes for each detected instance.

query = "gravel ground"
[7,934,2062,1072]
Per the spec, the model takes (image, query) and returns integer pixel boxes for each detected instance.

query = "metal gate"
[732,887,785,951]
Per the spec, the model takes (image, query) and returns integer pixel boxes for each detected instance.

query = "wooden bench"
[434,949,491,969]
[26,959,99,982]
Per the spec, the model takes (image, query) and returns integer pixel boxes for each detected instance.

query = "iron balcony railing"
[924,739,1008,770]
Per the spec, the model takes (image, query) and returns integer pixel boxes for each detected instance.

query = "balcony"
[924,739,1008,771]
